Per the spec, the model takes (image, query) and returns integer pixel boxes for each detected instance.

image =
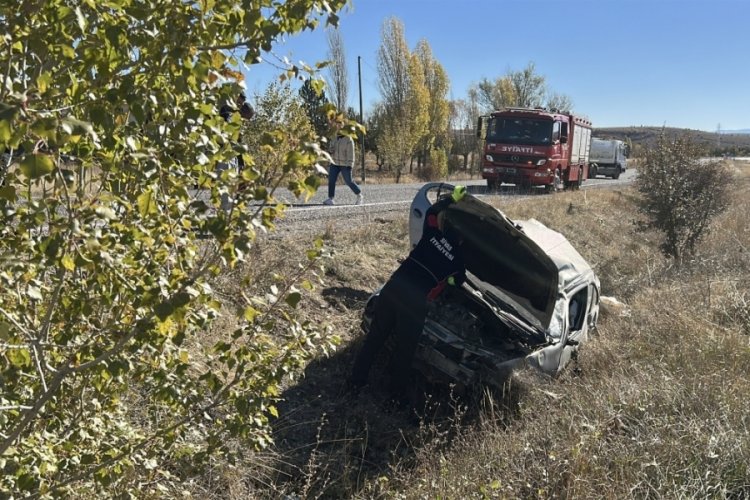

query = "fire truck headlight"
[485,155,494,162]
[536,159,547,166]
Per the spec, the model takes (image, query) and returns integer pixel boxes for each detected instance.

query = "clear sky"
[242,0,750,132]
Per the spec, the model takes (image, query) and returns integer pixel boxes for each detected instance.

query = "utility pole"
[358,55,365,182]
[717,123,721,149]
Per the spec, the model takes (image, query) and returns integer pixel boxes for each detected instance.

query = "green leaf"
[243,306,258,322]
[59,44,76,59]
[310,78,325,96]
[19,154,55,179]
[0,119,11,144]
[31,117,59,141]
[61,117,98,143]
[7,347,32,368]
[0,322,10,340]
[0,186,16,202]
[61,254,75,271]
[36,72,53,93]
[137,190,157,216]
[285,291,302,309]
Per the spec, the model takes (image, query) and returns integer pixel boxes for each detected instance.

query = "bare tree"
[377,17,410,114]
[509,62,547,108]
[546,92,574,113]
[326,28,348,111]
[450,94,482,172]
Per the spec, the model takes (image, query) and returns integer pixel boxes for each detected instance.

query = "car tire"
[612,169,620,180]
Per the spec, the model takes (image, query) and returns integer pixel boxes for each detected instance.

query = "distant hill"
[594,126,750,156]
[721,129,750,135]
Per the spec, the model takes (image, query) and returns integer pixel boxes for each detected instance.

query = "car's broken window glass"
[568,287,588,331]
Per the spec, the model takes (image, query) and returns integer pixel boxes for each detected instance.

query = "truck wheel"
[612,169,621,180]
[486,179,498,191]
[590,166,597,178]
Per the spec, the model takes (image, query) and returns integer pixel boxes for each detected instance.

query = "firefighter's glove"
[451,185,467,203]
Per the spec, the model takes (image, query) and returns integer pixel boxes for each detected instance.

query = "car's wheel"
[612,168,621,180]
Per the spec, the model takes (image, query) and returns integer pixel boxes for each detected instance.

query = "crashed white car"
[362,183,601,390]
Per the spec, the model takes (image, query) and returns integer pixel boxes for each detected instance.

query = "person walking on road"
[216,92,253,211]
[324,133,363,206]
[349,185,468,402]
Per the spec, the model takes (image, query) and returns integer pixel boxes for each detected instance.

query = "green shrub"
[635,131,731,263]
[0,0,351,496]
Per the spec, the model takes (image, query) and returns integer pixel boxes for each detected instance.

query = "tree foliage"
[375,17,428,180]
[635,132,732,263]
[414,39,451,175]
[472,62,570,112]
[364,102,387,168]
[299,78,330,138]
[0,0,351,495]
[474,76,517,112]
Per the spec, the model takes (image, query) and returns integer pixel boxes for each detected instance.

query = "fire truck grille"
[490,154,537,164]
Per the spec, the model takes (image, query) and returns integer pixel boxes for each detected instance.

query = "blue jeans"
[328,165,361,198]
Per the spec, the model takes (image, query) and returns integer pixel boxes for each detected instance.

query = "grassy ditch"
[196,161,750,498]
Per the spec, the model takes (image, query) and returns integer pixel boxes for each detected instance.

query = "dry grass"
[193,161,750,498]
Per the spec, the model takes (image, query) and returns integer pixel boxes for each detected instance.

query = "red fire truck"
[478,108,593,192]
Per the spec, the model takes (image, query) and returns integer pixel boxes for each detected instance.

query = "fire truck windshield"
[486,118,553,146]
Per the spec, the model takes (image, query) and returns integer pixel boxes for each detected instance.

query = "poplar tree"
[375,17,428,181]
[414,39,451,178]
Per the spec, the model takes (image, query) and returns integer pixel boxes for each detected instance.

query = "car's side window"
[587,285,599,327]
[568,287,588,332]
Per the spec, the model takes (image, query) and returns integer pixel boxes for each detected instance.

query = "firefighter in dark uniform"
[350,185,468,398]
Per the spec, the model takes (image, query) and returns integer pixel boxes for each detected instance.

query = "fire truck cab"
[478,108,592,192]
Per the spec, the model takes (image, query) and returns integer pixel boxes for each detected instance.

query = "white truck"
[589,138,627,179]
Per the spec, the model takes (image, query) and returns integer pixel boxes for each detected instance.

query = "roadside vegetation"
[3,0,748,496]
[205,160,750,498]
[0,1,351,496]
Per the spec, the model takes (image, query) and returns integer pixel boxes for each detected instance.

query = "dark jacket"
[397,196,465,300]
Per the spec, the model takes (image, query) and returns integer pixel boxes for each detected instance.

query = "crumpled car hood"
[412,186,595,333]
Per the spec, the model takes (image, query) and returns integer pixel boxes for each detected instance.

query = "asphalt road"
[272,169,637,235]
